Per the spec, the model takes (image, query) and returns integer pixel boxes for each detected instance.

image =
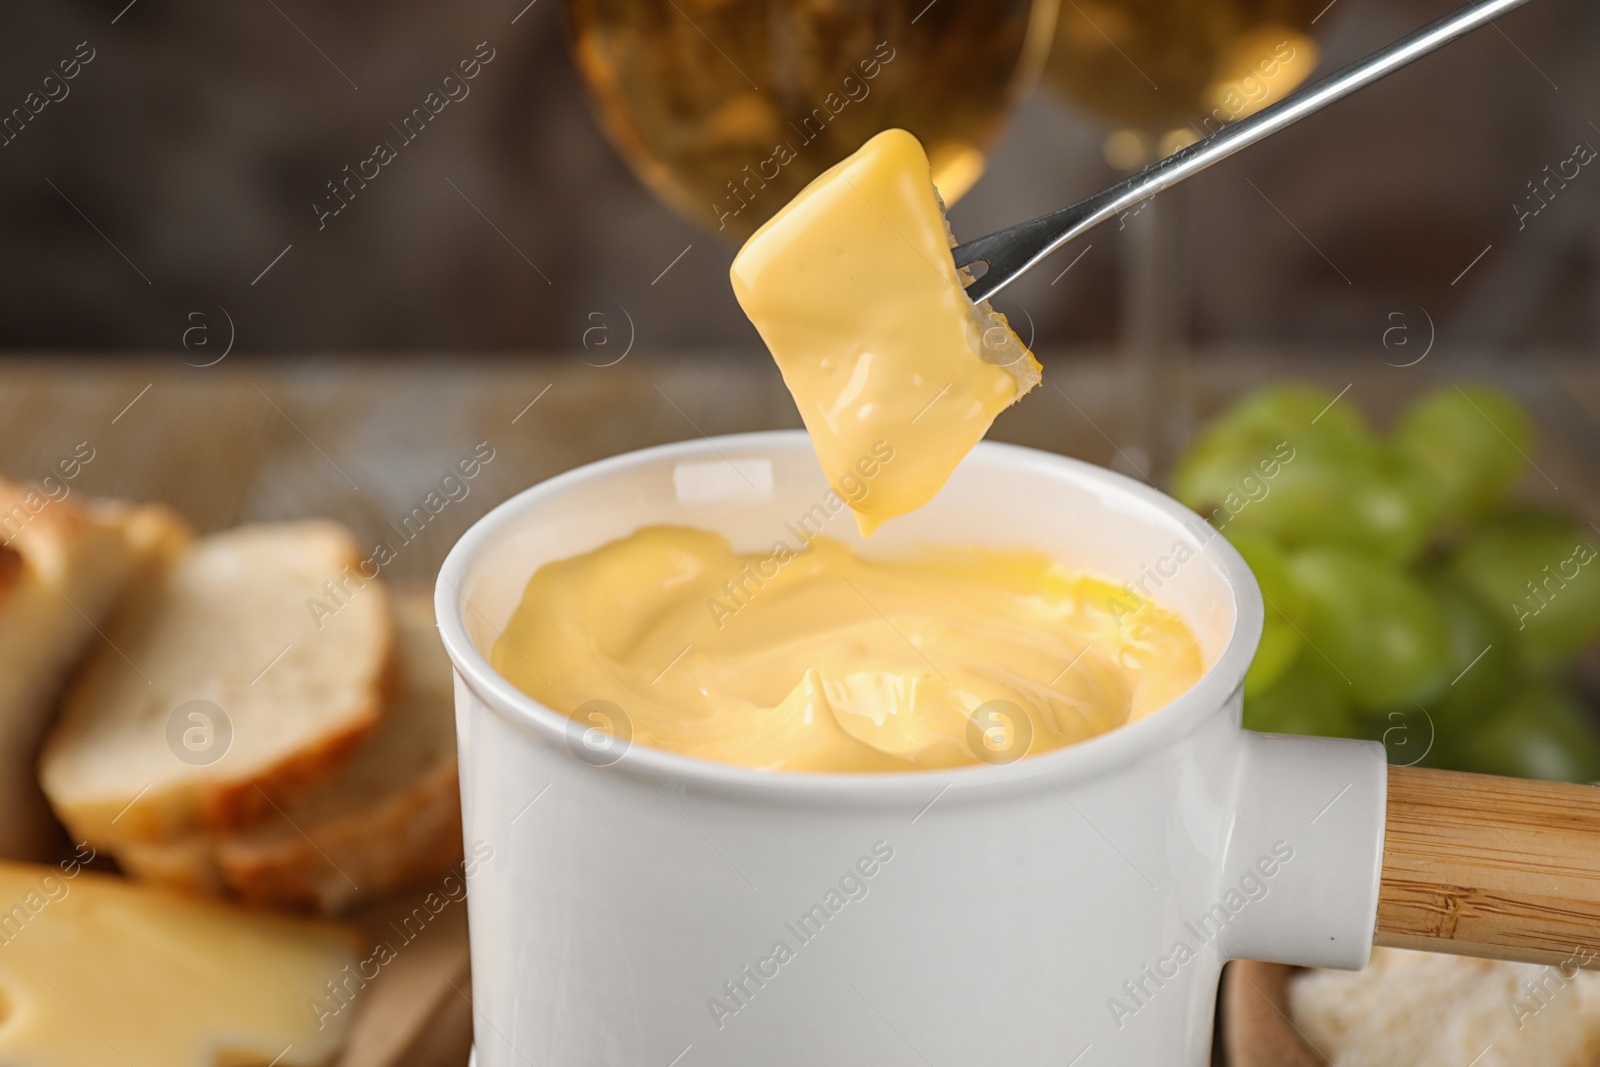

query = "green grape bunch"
[1173,382,1600,783]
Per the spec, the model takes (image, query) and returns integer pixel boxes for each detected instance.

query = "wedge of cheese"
[731,128,1040,536]
[0,861,360,1066]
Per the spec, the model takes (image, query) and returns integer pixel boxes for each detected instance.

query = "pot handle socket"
[1216,732,1388,970]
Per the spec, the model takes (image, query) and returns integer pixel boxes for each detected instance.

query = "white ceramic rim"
[435,431,1264,803]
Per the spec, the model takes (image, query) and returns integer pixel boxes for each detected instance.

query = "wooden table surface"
[4,348,1597,1067]
[5,349,1596,576]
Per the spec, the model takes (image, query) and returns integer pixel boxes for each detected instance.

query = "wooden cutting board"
[338,887,475,1067]
[1221,961,1318,1067]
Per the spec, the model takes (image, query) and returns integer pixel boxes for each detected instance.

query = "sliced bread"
[39,521,394,846]
[0,479,189,860]
[114,590,461,913]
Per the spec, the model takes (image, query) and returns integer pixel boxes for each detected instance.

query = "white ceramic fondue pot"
[437,431,1600,1067]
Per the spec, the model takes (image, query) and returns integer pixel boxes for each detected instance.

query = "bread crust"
[223,761,461,913]
[115,761,461,915]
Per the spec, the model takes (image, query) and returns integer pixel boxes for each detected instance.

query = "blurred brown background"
[0,0,1595,355]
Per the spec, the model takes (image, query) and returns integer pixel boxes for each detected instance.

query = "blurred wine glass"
[1047,0,1322,140]
[1045,0,1325,477]
[564,0,1060,239]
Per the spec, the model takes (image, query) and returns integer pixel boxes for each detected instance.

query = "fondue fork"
[954,0,1534,303]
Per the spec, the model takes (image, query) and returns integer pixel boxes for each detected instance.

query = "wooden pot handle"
[1376,764,1600,967]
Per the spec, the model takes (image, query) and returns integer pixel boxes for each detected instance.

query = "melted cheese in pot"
[494,526,1203,773]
